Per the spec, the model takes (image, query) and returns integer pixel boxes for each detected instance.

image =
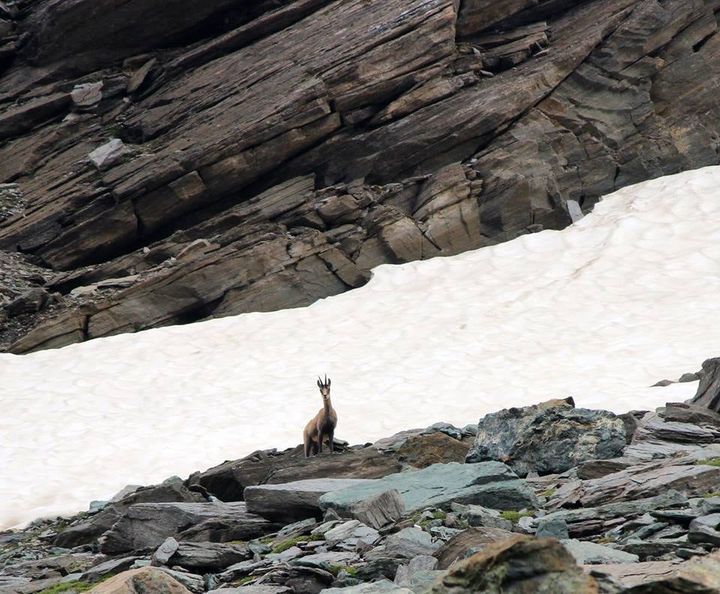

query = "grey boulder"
[466,398,627,476]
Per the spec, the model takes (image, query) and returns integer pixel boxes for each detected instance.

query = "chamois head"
[317,374,331,400]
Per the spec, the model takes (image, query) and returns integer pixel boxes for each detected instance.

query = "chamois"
[303,375,337,457]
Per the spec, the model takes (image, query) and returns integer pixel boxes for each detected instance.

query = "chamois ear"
[327,377,331,387]
[317,377,323,388]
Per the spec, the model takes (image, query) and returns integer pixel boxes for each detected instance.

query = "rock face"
[1,0,719,352]
[465,398,627,476]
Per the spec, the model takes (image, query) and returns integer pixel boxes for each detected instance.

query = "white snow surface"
[2,166,720,530]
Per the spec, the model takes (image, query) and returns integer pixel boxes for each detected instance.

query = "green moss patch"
[38,581,93,594]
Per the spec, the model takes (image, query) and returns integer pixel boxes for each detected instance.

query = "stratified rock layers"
[0,0,718,351]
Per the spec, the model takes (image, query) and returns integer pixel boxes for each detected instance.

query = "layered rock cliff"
[0,0,718,352]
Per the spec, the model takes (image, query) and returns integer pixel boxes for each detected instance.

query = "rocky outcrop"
[465,397,627,475]
[692,357,720,413]
[1,0,719,352]
[2,393,719,593]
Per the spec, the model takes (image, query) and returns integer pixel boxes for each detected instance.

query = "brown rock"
[395,432,473,469]
[87,567,190,593]
[429,535,599,593]
[434,526,515,569]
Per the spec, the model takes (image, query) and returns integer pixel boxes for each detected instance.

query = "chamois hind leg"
[304,436,311,458]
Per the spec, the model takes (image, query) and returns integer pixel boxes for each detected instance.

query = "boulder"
[319,462,537,515]
[99,502,278,554]
[428,535,599,593]
[392,432,473,468]
[466,398,627,476]
[165,541,252,571]
[434,527,514,569]
[86,567,191,593]
[88,139,130,170]
[662,403,720,428]
[616,550,720,593]
[244,478,372,522]
[190,446,402,502]
[55,477,205,548]
[323,520,380,548]
[688,513,720,547]
[560,539,639,565]
[692,358,720,413]
[346,489,405,530]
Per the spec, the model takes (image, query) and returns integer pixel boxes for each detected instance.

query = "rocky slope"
[0,0,719,352]
[1,358,719,593]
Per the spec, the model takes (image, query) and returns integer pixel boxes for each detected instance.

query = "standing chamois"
[303,375,337,457]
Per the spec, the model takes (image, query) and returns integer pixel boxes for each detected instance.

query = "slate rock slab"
[560,539,639,565]
[99,502,278,554]
[466,398,627,476]
[244,478,373,522]
[319,462,537,515]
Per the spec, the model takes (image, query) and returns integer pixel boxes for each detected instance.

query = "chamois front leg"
[317,426,323,454]
[328,429,335,452]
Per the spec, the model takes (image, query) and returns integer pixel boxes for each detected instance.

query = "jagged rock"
[429,535,599,593]
[662,403,720,428]
[688,513,720,547]
[166,541,252,571]
[552,463,720,508]
[189,445,402,502]
[152,537,179,565]
[536,517,570,539]
[692,358,720,413]
[373,527,439,560]
[466,398,627,476]
[82,556,138,583]
[633,413,720,444]
[448,502,513,531]
[55,477,205,548]
[3,288,49,317]
[86,567,191,593]
[99,501,278,554]
[71,82,103,108]
[323,520,380,548]
[347,489,405,530]
[244,478,372,522]
[560,539,639,565]
[434,527,514,569]
[395,555,439,586]
[392,432,473,468]
[604,550,720,593]
[543,491,688,538]
[319,462,537,515]
[88,139,130,170]
[154,567,204,593]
